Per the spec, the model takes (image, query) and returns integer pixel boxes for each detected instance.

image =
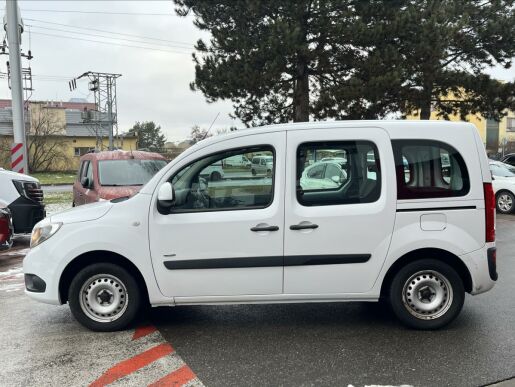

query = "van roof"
[80,150,166,161]
[182,120,476,160]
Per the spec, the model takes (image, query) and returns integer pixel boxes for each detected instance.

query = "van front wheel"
[68,263,141,332]
[389,259,464,330]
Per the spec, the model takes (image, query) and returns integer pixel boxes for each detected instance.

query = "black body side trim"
[284,254,370,266]
[487,247,498,281]
[163,254,371,270]
[396,205,476,213]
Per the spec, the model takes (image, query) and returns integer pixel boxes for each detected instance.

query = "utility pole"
[5,0,28,173]
[70,72,121,150]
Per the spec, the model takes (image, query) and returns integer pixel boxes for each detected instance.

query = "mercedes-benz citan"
[24,121,497,331]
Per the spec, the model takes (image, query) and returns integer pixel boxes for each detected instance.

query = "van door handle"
[290,223,319,230]
[250,225,279,232]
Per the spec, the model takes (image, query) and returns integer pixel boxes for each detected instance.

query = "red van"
[73,150,167,206]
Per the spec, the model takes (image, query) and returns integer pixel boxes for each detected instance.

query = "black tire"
[210,171,222,182]
[389,259,465,330]
[68,263,141,332]
[251,168,257,176]
[496,191,515,214]
[266,169,272,177]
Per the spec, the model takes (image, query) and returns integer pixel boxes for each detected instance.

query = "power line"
[29,31,192,54]
[20,9,174,16]
[27,24,193,50]
[24,18,193,47]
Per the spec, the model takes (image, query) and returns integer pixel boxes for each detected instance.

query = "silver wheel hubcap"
[402,270,453,320]
[79,274,128,323]
[498,194,513,212]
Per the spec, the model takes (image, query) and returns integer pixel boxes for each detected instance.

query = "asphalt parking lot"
[1,216,514,387]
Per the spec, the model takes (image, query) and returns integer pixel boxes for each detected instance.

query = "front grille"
[24,182,44,203]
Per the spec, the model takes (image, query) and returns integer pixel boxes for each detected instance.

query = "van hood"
[0,169,39,183]
[50,200,113,225]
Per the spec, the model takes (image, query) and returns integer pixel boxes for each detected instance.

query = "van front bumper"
[23,244,62,305]
[461,243,497,295]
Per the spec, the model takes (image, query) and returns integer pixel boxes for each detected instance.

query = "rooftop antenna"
[202,111,220,140]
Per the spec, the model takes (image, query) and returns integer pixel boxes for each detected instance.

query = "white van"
[24,121,497,331]
[0,168,45,234]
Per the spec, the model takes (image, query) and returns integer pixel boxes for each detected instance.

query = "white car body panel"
[23,120,495,308]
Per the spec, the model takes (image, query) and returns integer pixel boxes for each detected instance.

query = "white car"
[223,155,251,168]
[489,160,515,213]
[24,121,496,332]
[251,155,274,176]
[300,160,348,190]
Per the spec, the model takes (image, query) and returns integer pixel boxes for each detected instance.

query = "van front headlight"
[30,222,62,248]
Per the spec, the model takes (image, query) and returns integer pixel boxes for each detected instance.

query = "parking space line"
[148,364,197,387]
[89,343,174,387]
[133,325,158,340]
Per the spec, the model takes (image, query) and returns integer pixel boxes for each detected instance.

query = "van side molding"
[163,254,371,270]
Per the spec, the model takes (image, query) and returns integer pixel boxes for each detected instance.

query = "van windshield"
[98,159,167,186]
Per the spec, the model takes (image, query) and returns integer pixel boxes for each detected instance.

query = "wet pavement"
[153,215,515,387]
[0,216,514,386]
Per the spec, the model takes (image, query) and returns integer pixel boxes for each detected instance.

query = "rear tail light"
[483,183,495,243]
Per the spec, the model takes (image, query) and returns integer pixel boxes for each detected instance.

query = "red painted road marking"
[89,343,174,387]
[148,364,197,387]
[133,325,158,341]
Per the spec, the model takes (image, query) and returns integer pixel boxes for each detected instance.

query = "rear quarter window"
[392,140,470,199]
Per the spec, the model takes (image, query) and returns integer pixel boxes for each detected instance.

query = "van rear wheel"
[389,259,464,330]
[68,263,141,332]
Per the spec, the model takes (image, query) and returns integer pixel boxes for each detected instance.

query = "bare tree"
[0,136,11,169]
[27,107,70,172]
[189,125,211,145]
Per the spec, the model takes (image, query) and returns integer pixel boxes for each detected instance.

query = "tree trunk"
[293,59,310,122]
[419,78,433,120]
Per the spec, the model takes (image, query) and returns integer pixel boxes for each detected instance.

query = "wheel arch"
[58,250,149,305]
[380,248,473,297]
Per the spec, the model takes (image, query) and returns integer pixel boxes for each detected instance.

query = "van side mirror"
[331,175,340,184]
[157,182,175,207]
[81,177,91,189]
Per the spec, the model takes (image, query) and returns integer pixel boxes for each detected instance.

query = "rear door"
[283,127,396,294]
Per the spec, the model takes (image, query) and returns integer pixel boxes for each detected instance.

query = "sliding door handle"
[290,223,319,230]
[251,225,279,232]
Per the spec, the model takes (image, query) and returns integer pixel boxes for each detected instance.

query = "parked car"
[73,150,167,206]
[300,160,348,190]
[489,160,515,214]
[223,154,251,168]
[251,155,274,176]
[0,202,14,250]
[500,153,515,167]
[0,168,45,233]
[199,162,224,181]
[25,121,496,332]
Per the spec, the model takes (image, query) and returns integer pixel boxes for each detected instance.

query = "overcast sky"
[1,1,514,142]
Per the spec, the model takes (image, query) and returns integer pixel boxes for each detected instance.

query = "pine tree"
[175,0,515,125]
[128,121,166,151]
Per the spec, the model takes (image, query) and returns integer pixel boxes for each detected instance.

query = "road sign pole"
[6,0,28,174]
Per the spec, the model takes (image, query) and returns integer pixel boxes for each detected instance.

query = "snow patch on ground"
[0,265,24,293]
